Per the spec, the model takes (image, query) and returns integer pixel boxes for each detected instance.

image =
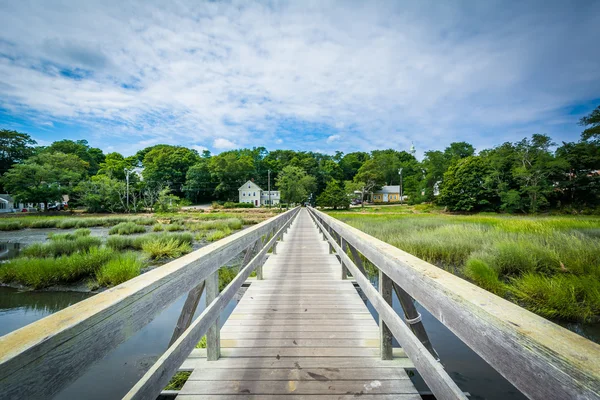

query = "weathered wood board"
[177,209,418,398]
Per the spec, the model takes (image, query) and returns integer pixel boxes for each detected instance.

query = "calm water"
[1,280,598,399]
[0,286,238,400]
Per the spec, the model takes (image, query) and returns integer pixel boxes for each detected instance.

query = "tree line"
[0,105,598,213]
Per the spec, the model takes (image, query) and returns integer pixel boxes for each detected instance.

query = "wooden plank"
[169,281,206,347]
[180,356,415,370]
[310,207,600,400]
[176,395,422,400]
[187,367,409,381]
[227,313,373,320]
[219,339,379,348]
[379,270,393,360]
[220,331,379,340]
[221,319,376,326]
[209,347,388,358]
[206,270,220,361]
[179,380,419,395]
[0,207,299,400]
[220,325,379,333]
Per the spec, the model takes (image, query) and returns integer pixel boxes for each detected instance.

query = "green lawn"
[328,205,600,323]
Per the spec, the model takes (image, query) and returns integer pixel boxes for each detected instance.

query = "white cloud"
[326,134,341,143]
[275,138,283,144]
[0,1,599,155]
[191,144,208,153]
[213,138,237,150]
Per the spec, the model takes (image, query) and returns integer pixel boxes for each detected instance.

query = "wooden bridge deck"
[178,209,419,399]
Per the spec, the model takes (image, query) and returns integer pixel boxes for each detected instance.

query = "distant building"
[0,194,15,213]
[238,180,280,206]
[372,185,402,203]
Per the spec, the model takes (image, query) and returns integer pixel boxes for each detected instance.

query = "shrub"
[22,236,102,258]
[0,247,114,288]
[96,252,142,286]
[511,273,600,322]
[109,222,147,235]
[223,202,254,209]
[0,221,23,231]
[164,371,191,391]
[142,237,192,259]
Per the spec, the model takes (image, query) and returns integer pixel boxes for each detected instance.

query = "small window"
[243,193,245,196]
[248,185,250,188]
[253,192,255,196]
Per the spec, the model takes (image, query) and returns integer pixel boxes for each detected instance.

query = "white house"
[238,180,280,206]
[0,194,15,213]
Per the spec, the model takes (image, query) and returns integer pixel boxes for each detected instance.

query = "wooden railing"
[0,207,300,400]
[307,207,600,400]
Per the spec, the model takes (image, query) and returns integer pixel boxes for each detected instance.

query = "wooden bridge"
[1,207,600,399]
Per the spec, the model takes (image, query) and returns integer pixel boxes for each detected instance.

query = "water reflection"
[0,242,21,260]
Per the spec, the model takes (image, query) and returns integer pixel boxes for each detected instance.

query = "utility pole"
[268,169,271,208]
[398,168,403,205]
[124,168,131,211]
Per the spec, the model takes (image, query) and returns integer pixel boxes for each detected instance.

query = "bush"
[0,247,114,288]
[22,236,102,258]
[109,222,147,235]
[96,252,142,286]
[223,202,254,209]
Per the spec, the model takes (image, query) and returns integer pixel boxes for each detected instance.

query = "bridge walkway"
[177,208,418,399]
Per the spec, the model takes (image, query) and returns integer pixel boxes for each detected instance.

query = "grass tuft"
[22,236,102,258]
[96,252,143,286]
[109,222,147,235]
[142,237,192,259]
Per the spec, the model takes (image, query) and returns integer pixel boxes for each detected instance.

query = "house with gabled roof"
[238,180,280,206]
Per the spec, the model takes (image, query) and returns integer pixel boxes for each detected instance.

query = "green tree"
[97,152,138,180]
[512,135,567,213]
[75,175,126,213]
[354,158,384,206]
[2,152,88,210]
[579,105,600,141]
[44,139,105,175]
[317,180,350,209]
[276,166,316,205]
[141,145,200,196]
[209,151,255,200]
[339,152,370,181]
[0,129,37,180]
[556,140,600,208]
[184,158,215,203]
[439,156,495,211]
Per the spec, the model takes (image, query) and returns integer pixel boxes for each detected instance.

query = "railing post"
[206,270,220,361]
[379,269,393,360]
[341,238,349,280]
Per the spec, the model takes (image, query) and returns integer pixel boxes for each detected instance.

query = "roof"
[0,194,14,203]
[238,180,263,191]
[374,185,400,194]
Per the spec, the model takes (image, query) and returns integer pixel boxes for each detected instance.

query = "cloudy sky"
[0,0,599,156]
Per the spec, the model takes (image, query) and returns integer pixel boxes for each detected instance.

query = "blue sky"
[0,1,599,157]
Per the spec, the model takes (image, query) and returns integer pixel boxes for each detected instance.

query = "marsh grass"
[165,223,184,232]
[109,222,147,235]
[218,266,238,290]
[142,237,192,259]
[164,371,191,391]
[0,247,114,288]
[96,252,143,286]
[134,217,156,226]
[335,211,600,322]
[22,236,102,258]
[152,224,164,232]
[186,218,243,232]
[47,228,91,241]
[0,221,23,231]
[206,228,232,242]
[106,232,193,252]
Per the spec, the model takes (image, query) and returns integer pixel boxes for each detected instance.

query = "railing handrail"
[124,207,300,399]
[308,207,600,400]
[0,207,299,400]
[308,208,466,400]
